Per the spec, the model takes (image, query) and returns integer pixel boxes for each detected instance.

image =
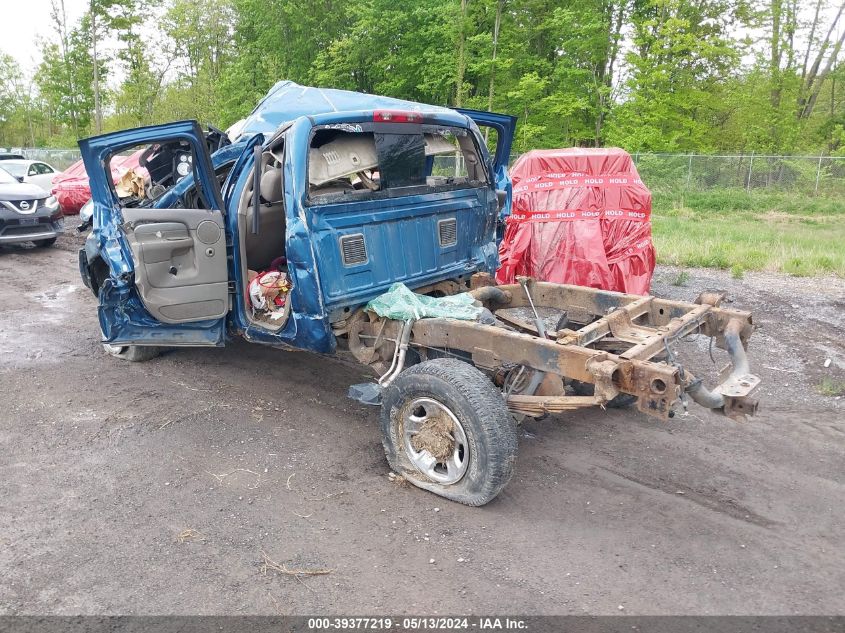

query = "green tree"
[0,54,43,146]
[156,0,235,123]
[35,0,100,139]
[216,0,350,126]
[9,0,845,155]
[312,0,456,105]
[113,1,167,127]
[605,0,744,151]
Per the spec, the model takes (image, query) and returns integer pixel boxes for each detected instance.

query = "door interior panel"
[122,207,228,324]
[133,222,193,264]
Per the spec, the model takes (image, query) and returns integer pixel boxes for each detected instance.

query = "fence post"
[746,152,754,191]
[686,153,693,188]
[815,156,823,194]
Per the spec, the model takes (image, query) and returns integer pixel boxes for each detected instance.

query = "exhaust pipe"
[684,318,758,416]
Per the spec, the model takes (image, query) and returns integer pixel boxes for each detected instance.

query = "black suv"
[0,166,63,247]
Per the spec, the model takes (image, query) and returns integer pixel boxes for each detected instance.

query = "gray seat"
[260,167,283,202]
[244,166,286,270]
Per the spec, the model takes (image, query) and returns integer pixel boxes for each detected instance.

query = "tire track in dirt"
[596,466,777,528]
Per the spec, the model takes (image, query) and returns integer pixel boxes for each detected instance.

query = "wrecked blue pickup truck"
[77,81,761,505]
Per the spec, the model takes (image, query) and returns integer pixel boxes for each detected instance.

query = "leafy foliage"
[1,0,845,156]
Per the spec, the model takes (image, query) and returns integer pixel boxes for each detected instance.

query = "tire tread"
[381,358,517,506]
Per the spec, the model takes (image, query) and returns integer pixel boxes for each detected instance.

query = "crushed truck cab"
[77,81,760,506]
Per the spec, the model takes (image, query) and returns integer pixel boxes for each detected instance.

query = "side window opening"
[481,127,499,163]
[106,139,204,209]
[427,131,485,184]
[181,162,234,210]
[307,125,488,202]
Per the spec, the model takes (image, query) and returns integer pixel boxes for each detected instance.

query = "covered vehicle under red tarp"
[496,148,656,295]
[52,149,145,214]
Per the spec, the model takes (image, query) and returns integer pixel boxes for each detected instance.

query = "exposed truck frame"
[344,273,760,423]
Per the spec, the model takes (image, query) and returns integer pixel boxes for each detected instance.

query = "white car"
[0,159,63,191]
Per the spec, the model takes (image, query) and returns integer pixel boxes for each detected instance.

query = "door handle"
[139,236,194,264]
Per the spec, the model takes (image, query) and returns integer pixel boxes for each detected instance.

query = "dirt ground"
[0,229,843,616]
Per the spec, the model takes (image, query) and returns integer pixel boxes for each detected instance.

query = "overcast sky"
[2,0,89,74]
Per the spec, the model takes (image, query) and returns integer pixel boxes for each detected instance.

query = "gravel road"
[0,234,843,615]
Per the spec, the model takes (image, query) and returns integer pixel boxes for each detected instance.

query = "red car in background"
[52,149,144,214]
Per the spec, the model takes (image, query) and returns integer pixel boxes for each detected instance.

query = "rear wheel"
[380,359,517,506]
[102,344,162,362]
[36,237,57,247]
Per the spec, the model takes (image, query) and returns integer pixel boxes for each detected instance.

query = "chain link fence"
[498,151,845,196]
[453,151,845,196]
[10,148,845,196]
[19,148,82,170]
[619,153,843,196]
[0,148,83,170]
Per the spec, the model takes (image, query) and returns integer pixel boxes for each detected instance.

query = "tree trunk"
[455,0,468,107]
[770,0,782,109]
[800,0,822,81]
[486,0,503,114]
[26,86,36,147]
[91,1,102,134]
[799,0,845,119]
[595,0,626,146]
[801,28,845,120]
[51,0,79,137]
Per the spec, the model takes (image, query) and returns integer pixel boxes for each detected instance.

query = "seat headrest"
[260,167,282,202]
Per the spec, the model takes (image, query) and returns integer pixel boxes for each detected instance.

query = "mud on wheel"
[380,359,518,506]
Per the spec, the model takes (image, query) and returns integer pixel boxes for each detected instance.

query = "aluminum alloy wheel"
[102,344,126,355]
[402,397,469,484]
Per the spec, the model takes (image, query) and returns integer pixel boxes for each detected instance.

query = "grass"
[671,270,690,286]
[817,377,845,397]
[651,188,845,277]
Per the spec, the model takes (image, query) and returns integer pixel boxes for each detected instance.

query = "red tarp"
[52,150,145,214]
[496,147,655,295]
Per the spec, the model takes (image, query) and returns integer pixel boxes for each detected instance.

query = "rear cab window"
[307,121,489,204]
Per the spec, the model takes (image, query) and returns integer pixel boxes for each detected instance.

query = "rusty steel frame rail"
[411,318,684,419]
[406,279,760,421]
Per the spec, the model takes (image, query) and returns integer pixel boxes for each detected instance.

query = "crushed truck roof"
[237,81,457,138]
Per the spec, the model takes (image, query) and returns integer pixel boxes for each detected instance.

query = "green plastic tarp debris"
[366,283,482,321]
